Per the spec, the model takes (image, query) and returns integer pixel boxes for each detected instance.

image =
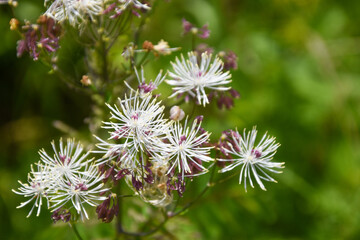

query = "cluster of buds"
[182,18,210,39]
[15,15,61,61]
[208,88,241,110]
[96,193,119,223]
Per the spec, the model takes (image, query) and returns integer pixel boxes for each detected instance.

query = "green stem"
[191,33,196,51]
[70,222,83,240]
[136,51,151,68]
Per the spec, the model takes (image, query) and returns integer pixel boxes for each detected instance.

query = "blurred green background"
[1,0,360,239]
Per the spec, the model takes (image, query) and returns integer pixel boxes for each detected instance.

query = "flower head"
[96,92,170,170]
[164,118,213,179]
[13,139,107,220]
[45,0,104,26]
[167,52,232,106]
[12,164,51,217]
[218,127,284,191]
[49,164,107,220]
[39,138,89,182]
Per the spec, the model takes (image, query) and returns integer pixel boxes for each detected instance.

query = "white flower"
[164,118,213,179]
[97,92,170,170]
[12,164,51,217]
[14,138,107,220]
[39,138,89,182]
[218,127,284,192]
[49,164,108,220]
[45,0,104,26]
[167,52,232,106]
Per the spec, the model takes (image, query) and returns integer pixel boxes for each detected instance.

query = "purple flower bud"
[114,169,130,181]
[223,51,238,70]
[132,175,143,191]
[182,18,193,34]
[229,89,240,98]
[96,194,119,223]
[217,95,234,109]
[198,24,210,39]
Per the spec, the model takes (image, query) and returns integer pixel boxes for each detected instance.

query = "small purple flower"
[222,51,238,70]
[16,16,61,61]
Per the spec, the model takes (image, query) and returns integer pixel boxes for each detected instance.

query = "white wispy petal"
[95,91,171,170]
[13,139,107,220]
[218,127,284,192]
[45,0,104,26]
[162,118,214,179]
[166,52,232,106]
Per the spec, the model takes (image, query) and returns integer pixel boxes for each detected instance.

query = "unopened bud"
[37,15,47,24]
[169,106,185,121]
[9,18,19,31]
[80,75,92,86]
[191,27,198,35]
[218,51,226,57]
[142,40,154,51]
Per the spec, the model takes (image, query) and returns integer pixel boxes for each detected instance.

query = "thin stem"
[115,182,123,239]
[119,218,169,237]
[172,164,217,217]
[191,33,196,51]
[136,51,151,68]
[70,222,83,240]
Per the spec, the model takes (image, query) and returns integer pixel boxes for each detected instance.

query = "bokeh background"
[1,0,360,239]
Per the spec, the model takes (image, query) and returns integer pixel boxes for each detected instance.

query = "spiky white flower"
[164,118,213,179]
[125,67,166,97]
[12,164,51,217]
[39,138,89,182]
[97,92,170,169]
[49,164,107,220]
[45,0,104,26]
[167,52,232,106]
[14,139,107,220]
[218,127,284,192]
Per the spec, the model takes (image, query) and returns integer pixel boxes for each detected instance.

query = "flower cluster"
[13,139,108,221]
[8,3,285,229]
[16,15,61,61]
[94,91,214,204]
